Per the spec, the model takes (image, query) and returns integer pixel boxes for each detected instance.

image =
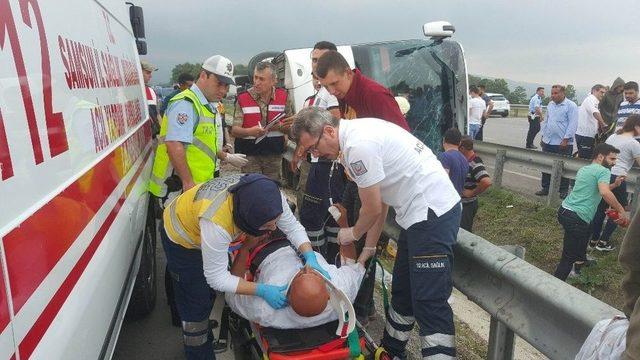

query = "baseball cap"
[202,55,235,85]
[140,60,157,72]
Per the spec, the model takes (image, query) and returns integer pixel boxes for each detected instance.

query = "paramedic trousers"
[161,228,216,360]
[382,203,461,359]
[299,161,344,263]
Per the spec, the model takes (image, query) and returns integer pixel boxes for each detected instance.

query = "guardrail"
[283,140,625,358]
[509,104,547,118]
[475,141,640,214]
[383,215,621,359]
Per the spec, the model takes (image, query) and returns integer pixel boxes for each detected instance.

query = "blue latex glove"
[255,284,288,309]
[303,251,331,279]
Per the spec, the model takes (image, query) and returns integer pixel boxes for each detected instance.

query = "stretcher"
[225,233,376,360]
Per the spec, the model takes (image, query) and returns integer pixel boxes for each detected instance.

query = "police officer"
[162,173,330,359]
[291,108,462,359]
[149,55,248,199]
[231,61,291,181]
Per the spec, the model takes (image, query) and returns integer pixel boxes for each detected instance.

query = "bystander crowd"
[590,115,640,251]
[575,84,607,159]
[459,136,492,232]
[526,87,544,149]
[437,128,470,196]
[536,85,578,199]
[554,144,628,281]
[468,86,486,140]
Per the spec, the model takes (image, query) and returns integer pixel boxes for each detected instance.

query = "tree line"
[166,64,578,106]
[469,75,577,105]
[167,62,249,85]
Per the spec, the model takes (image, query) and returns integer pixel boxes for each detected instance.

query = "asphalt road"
[113,116,543,359]
[481,116,555,197]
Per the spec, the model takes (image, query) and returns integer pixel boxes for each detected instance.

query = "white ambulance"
[0,1,156,359]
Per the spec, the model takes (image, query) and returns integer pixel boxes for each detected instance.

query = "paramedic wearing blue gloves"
[291,108,462,360]
[161,173,328,360]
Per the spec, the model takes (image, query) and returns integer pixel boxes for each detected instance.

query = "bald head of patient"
[288,267,330,317]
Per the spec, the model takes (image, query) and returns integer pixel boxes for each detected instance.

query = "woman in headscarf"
[161,173,329,359]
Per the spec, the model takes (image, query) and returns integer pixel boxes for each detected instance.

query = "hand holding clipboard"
[255,112,286,144]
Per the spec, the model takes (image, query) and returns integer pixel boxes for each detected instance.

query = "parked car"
[487,92,510,117]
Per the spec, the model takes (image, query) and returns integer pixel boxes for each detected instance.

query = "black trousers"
[526,116,541,147]
[460,200,479,232]
[554,207,592,281]
[575,134,595,160]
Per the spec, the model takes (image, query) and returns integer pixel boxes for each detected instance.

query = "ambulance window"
[352,40,466,152]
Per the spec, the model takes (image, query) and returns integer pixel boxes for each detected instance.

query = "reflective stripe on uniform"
[385,321,411,342]
[183,333,209,347]
[192,138,217,161]
[168,201,199,248]
[182,320,209,333]
[268,104,285,112]
[265,131,283,138]
[241,106,260,114]
[423,354,456,360]
[421,333,455,349]
[389,306,415,326]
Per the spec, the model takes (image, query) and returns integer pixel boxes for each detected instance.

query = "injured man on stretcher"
[225,230,365,329]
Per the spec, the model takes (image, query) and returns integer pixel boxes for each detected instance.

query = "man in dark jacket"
[600,77,625,126]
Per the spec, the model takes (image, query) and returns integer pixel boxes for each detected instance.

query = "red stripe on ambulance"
[3,123,151,315]
[17,148,151,358]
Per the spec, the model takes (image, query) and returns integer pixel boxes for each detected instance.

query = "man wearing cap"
[231,61,293,181]
[291,108,461,360]
[162,173,330,359]
[141,60,161,135]
[149,55,248,200]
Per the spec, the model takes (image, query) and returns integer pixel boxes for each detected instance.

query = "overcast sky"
[136,0,639,88]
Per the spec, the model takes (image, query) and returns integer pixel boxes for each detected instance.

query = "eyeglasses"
[306,133,324,154]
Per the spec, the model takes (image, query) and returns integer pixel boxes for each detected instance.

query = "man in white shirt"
[291,108,462,359]
[576,84,607,159]
[468,85,487,140]
[225,235,364,329]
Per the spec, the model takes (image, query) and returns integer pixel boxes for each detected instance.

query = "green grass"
[474,187,626,309]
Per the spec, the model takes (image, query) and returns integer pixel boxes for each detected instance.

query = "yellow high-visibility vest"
[149,89,218,197]
[163,175,244,249]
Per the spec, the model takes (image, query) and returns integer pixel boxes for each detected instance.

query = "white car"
[487,93,511,117]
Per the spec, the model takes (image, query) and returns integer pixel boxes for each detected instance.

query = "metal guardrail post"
[547,159,564,206]
[487,245,525,360]
[493,149,506,188]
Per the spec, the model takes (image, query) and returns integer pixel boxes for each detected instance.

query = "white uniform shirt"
[225,247,364,329]
[339,119,460,229]
[314,87,339,109]
[468,97,486,125]
[576,94,600,138]
[200,193,309,293]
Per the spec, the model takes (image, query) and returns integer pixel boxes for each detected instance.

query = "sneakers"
[595,241,616,252]
[588,240,598,249]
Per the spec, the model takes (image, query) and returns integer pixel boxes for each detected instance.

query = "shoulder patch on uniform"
[176,112,188,125]
[350,160,368,176]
